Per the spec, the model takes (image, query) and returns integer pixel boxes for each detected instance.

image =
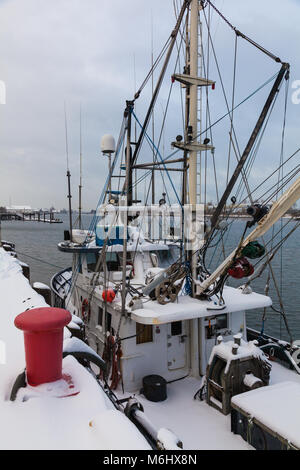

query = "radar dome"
[101,134,116,154]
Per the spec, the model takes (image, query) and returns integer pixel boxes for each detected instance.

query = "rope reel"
[154,263,188,305]
[155,281,181,305]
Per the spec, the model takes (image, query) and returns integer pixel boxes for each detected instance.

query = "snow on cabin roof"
[0,248,150,450]
[231,381,300,449]
[208,337,270,374]
[58,240,172,253]
[106,241,171,252]
[131,285,272,325]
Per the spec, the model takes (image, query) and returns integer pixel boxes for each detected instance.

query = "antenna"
[64,102,73,242]
[133,53,138,202]
[78,104,83,229]
[100,134,116,201]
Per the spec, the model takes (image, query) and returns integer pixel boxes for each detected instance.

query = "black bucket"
[141,375,167,402]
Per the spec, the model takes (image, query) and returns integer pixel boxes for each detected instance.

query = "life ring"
[81,298,90,322]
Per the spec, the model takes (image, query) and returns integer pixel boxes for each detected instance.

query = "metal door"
[167,321,187,370]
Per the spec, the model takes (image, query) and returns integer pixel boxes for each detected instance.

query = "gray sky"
[0,0,299,210]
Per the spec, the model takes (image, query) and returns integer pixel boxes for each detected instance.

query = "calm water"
[1,213,93,284]
[1,214,300,342]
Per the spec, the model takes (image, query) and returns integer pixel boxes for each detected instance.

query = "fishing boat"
[51,0,300,450]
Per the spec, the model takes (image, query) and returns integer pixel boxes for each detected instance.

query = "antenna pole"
[121,101,134,315]
[64,103,73,242]
[67,170,73,241]
[188,0,200,207]
[78,105,83,229]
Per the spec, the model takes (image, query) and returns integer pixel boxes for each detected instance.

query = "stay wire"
[202,0,284,65]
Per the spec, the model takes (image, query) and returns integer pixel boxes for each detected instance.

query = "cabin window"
[98,306,103,326]
[156,250,170,268]
[136,323,153,344]
[118,252,132,263]
[106,252,119,271]
[152,248,178,269]
[106,312,112,333]
[78,254,82,273]
[216,314,227,330]
[150,252,158,267]
[171,321,182,336]
[86,253,98,272]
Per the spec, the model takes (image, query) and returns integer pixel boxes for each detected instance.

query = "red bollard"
[14,307,71,386]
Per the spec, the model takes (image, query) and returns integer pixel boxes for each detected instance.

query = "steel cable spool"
[154,263,188,305]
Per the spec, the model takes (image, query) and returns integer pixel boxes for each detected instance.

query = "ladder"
[196,20,203,204]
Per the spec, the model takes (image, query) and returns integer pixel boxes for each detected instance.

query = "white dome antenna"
[101,134,116,155]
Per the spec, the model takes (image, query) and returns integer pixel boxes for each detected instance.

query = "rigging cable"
[132,111,182,206]
[129,71,281,192]
[201,0,283,64]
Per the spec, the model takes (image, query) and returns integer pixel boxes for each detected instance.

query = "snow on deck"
[127,362,300,450]
[0,248,150,450]
[132,286,272,325]
[132,376,251,450]
[232,381,300,448]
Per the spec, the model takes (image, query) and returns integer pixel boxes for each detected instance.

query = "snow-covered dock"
[0,248,150,450]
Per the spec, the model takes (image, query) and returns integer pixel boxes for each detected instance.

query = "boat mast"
[64,104,73,242]
[151,13,155,205]
[121,101,134,314]
[78,105,83,230]
[188,0,200,209]
[188,0,201,378]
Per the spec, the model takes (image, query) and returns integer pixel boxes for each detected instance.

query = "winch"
[206,335,271,415]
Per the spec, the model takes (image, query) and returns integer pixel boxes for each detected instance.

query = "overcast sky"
[0,0,299,211]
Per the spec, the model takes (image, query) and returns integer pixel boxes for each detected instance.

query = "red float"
[228,257,254,279]
[102,288,116,303]
[14,307,71,386]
